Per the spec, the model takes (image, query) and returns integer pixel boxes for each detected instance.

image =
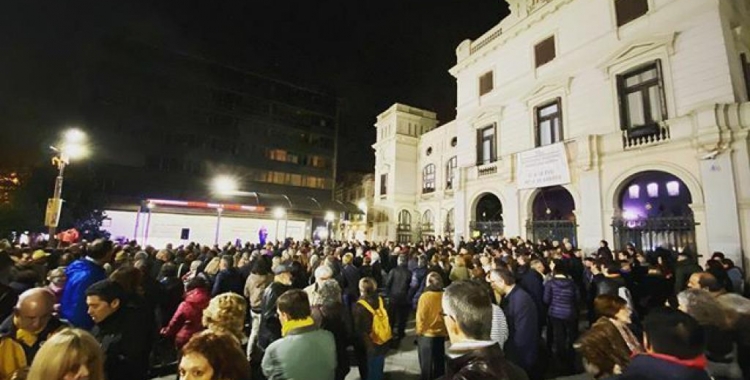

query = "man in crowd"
[0,288,67,379]
[612,307,711,380]
[262,290,336,380]
[440,280,528,380]
[488,269,539,379]
[60,238,113,329]
[385,253,411,345]
[304,264,339,305]
[212,254,244,296]
[87,279,151,380]
[258,263,294,351]
[0,251,17,321]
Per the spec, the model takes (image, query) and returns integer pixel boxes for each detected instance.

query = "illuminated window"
[628,184,640,199]
[647,183,659,198]
[666,181,680,197]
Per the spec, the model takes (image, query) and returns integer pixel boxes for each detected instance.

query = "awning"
[146,192,363,214]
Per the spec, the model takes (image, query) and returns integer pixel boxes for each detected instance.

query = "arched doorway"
[471,193,504,238]
[526,186,577,244]
[420,210,435,239]
[397,209,412,243]
[612,171,695,252]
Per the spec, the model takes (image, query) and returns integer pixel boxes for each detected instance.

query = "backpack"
[357,297,392,345]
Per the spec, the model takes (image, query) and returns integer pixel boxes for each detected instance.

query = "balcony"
[622,123,670,149]
[477,163,498,177]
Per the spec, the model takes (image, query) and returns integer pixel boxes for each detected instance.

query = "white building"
[373,0,750,272]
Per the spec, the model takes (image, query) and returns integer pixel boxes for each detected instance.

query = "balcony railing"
[622,123,670,149]
[477,164,498,177]
[470,27,503,55]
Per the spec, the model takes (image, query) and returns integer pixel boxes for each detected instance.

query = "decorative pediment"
[469,105,505,127]
[522,76,573,105]
[599,33,678,74]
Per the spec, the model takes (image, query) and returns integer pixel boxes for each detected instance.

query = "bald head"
[15,288,55,332]
[687,272,719,292]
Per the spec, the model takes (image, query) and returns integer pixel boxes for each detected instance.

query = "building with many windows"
[373,0,750,271]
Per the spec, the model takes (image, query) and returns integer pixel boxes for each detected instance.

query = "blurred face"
[15,302,52,332]
[86,296,119,324]
[614,305,632,324]
[179,352,214,380]
[50,273,67,287]
[62,363,91,380]
[687,273,701,290]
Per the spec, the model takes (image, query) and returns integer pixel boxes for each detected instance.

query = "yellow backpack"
[357,297,392,345]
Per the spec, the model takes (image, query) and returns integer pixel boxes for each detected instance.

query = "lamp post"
[47,128,88,239]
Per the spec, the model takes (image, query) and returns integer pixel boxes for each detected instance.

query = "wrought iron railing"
[526,219,578,245]
[622,123,670,149]
[477,164,498,177]
[470,220,505,237]
[612,216,696,252]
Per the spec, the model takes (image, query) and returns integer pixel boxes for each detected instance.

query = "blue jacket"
[60,259,107,329]
[543,276,579,321]
[501,285,539,372]
[612,354,711,380]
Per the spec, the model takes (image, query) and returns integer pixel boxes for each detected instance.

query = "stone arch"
[469,190,505,221]
[606,162,704,212]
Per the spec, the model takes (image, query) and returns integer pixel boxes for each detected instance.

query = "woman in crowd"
[415,272,447,380]
[162,276,211,349]
[593,294,643,355]
[678,288,742,380]
[244,257,273,359]
[202,292,247,345]
[179,331,250,380]
[159,263,185,328]
[449,256,469,282]
[353,277,390,380]
[310,279,350,380]
[26,328,105,380]
[544,262,580,375]
[574,315,631,379]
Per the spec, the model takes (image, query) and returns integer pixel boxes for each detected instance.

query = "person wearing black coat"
[257,264,294,351]
[159,263,185,327]
[542,265,579,375]
[339,254,361,310]
[515,258,545,329]
[211,255,244,297]
[385,254,412,341]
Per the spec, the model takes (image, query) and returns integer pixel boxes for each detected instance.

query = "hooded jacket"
[60,258,107,329]
[162,287,210,348]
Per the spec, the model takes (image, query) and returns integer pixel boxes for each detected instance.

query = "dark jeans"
[388,301,410,339]
[549,317,578,375]
[417,336,445,380]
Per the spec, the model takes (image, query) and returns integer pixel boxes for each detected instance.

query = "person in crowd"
[385,254,411,344]
[0,288,67,379]
[159,262,185,328]
[575,317,632,379]
[441,280,528,380]
[704,259,734,293]
[353,277,391,380]
[202,292,246,344]
[0,252,18,322]
[410,255,429,309]
[25,328,105,380]
[677,288,742,380]
[488,268,539,379]
[516,254,545,326]
[61,238,113,329]
[305,264,340,305]
[86,280,151,380]
[244,257,273,359]
[179,330,250,380]
[634,263,670,317]
[161,276,211,349]
[181,260,203,285]
[262,290,336,380]
[490,296,510,348]
[339,253,361,310]
[310,279,350,380]
[593,295,643,355]
[543,262,580,375]
[449,256,469,282]
[211,255,244,297]
[46,267,66,311]
[416,272,447,380]
[674,251,702,295]
[257,262,294,351]
[612,307,711,380]
[597,263,630,305]
[720,258,745,295]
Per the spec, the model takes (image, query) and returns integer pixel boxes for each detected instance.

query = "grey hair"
[314,279,342,307]
[442,280,492,340]
[315,264,333,281]
[397,254,408,266]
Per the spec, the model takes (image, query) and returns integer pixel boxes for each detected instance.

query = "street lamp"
[47,128,88,239]
[211,175,239,195]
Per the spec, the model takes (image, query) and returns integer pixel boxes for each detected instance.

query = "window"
[628,184,640,199]
[426,147,433,156]
[647,183,659,198]
[666,181,680,197]
[446,156,457,190]
[617,61,667,131]
[535,98,563,146]
[535,36,556,68]
[742,53,750,100]
[380,174,388,196]
[451,137,458,147]
[476,125,497,165]
[479,71,494,96]
[422,210,434,232]
[615,0,648,27]
[422,164,436,194]
[398,210,412,231]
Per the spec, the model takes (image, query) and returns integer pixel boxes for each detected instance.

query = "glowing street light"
[212,175,239,195]
[47,128,89,238]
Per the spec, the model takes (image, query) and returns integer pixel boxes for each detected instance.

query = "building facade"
[335,172,375,240]
[373,0,750,271]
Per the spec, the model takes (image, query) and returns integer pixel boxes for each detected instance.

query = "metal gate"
[526,220,578,245]
[612,216,696,252]
[397,224,411,243]
[470,221,505,238]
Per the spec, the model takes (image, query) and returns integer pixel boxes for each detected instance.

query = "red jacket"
[161,287,210,348]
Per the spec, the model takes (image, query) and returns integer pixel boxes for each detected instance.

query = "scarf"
[13,316,42,346]
[609,318,644,354]
[643,353,708,370]
[281,316,315,337]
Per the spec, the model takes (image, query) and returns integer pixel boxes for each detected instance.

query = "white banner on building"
[517,142,571,189]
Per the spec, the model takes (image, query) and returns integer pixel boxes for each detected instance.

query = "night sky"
[0,0,509,172]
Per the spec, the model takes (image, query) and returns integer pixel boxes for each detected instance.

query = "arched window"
[398,210,412,231]
[422,164,436,193]
[446,156,457,190]
[422,210,434,232]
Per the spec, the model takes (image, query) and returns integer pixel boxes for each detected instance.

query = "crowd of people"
[0,234,748,380]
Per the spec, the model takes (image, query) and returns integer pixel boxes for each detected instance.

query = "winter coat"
[352,295,389,357]
[161,287,210,348]
[501,285,539,373]
[312,303,351,380]
[386,265,412,305]
[543,276,580,321]
[611,354,711,380]
[0,314,67,379]
[60,258,107,329]
[410,266,428,308]
[211,268,244,297]
[261,325,336,380]
[440,343,529,380]
[92,305,152,380]
[258,281,293,350]
[674,259,701,294]
[244,273,273,311]
[160,277,184,327]
[340,264,361,301]
[516,265,545,321]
